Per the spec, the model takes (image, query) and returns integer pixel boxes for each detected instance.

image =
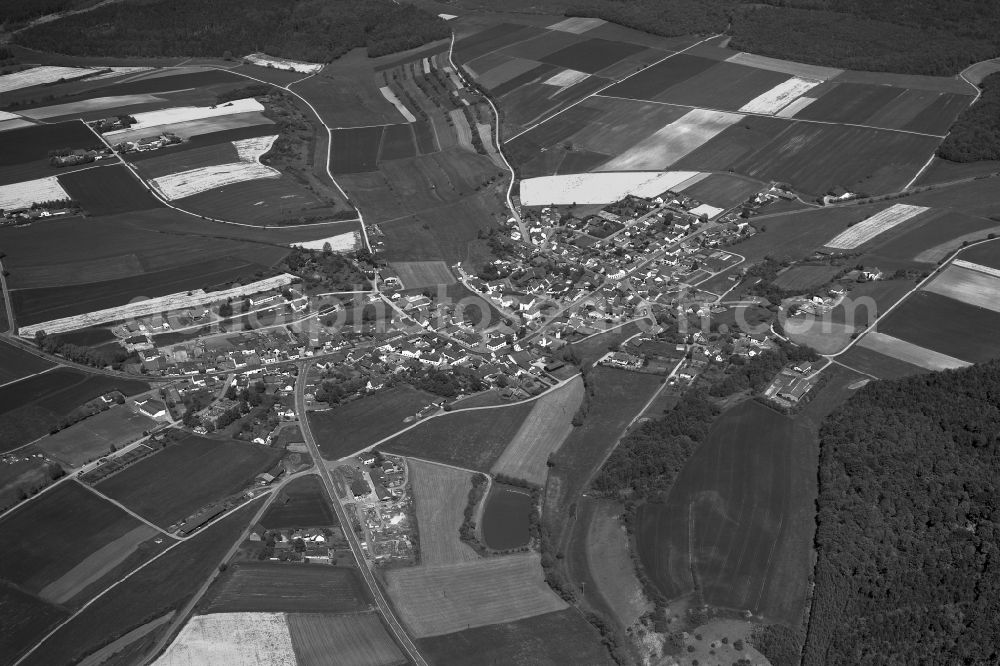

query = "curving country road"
[294,365,427,666]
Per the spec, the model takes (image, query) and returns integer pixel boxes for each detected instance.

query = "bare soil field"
[155,612,295,666]
[204,562,369,613]
[384,552,566,637]
[389,261,455,289]
[597,108,743,171]
[408,459,479,566]
[288,612,406,666]
[308,385,439,460]
[35,407,156,468]
[381,400,534,471]
[490,376,583,485]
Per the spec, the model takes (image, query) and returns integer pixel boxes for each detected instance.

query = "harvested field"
[0,176,69,211]
[636,400,815,624]
[17,94,163,120]
[330,126,384,173]
[204,562,369,613]
[379,123,417,161]
[154,161,278,200]
[775,96,817,118]
[418,608,611,666]
[837,344,930,380]
[177,176,342,226]
[725,52,842,80]
[520,170,699,206]
[564,96,689,156]
[479,57,543,89]
[548,17,605,34]
[878,290,1000,364]
[107,98,264,134]
[384,553,566,637]
[260,475,336,529]
[287,612,406,666]
[597,108,742,171]
[0,341,53,386]
[408,459,479,566]
[825,204,930,249]
[293,231,361,253]
[490,376,583,485]
[35,407,156,468]
[381,401,535,471]
[59,163,161,215]
[377,87,416,123]
[308,386,439,460]
[96,435,282,529]
[39,524,157,605]
[739,76,820,114]
[0,66,98,93]
[602,53,716,101]
[448,109,474,151]
[0,480,147,595]
[541,68,590,88]
[923,263,1000,313]
[245,53,322,74]
[20,499,262,666]
[857,331,972,371]
[390,261,454,289]
[155,612,295,666]
[772,264,843,290]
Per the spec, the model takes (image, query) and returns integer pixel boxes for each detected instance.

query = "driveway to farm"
[295,367,428,666]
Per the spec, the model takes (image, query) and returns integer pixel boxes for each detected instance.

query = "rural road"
[294,366,428,666]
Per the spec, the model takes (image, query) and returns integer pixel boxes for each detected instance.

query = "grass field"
[603,53,717,101]
[203,562,369,613]
[381,400,535,471]
[490,376,583,485]
[836,344,930,380]
[384,552,566,637]
[952,239,1000,271]
[855,330,971,371]
[878,290,1000,364]
[390,261,455,289]
[288,612,406,666]
[35,407,156,468]
[0,341,53,386]
[772,264,843,291]
[0,480,146,595]
[409,458,479,566]
[731,204,885,262]
[308,386,439,460]
[657,61,790,111]
[679,172,761,209]
[260,474,336,529]
[417,608,612,666]
[96,435,282,529]
[291,54,403,128]
[0,581,68,666]
[19,498,262,666]
[635,400,814,624]
[379,123,418,161]
[330,126,384,174]
[0,369,148,450]
[567,499,648,628]
[0,120,102,169]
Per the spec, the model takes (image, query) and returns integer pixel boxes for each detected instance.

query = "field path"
[75,479,174,538]
[295,370,428,666]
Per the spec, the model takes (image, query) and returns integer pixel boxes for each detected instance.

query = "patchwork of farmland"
[520,170,700,206]
[0,341,54,386]
[877,290,1000,364]
[59,163,162,215]
[260,474,336,529]
[825,204,930,249]
[384,552,566,637]
[35,406,155,468]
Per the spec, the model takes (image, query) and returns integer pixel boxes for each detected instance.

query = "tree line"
[16,0,450,62]
[564,0,999,76]
[938,73,1000,162]
[804,360,1000,664]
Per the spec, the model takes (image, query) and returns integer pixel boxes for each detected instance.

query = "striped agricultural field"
[596,109,743,171]
[825,204,929,249]
[857,330,972,371]
[923,263,1000,313]
[725,53,844,81]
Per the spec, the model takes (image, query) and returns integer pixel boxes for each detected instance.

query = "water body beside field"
[481,484,531,550]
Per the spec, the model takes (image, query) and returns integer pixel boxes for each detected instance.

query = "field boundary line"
[337,372,581,461]
[0,362,60,390]
[399,454,480,476]
[73,479,176,538]
[13,491,270,666]
[593,93,948,139]
[505,33,723,144]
